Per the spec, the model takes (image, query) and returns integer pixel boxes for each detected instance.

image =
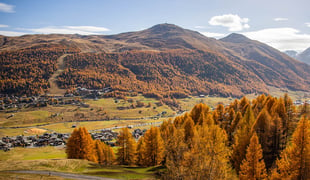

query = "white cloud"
[0,2,15,13]
[29,25,110,35]
[274,18,288,21]
[0,24,9,28]
[200,32,226,38]
[208,14,250,31]
[305,23,310,27]
[64,26,110,32]
[242,28,310,52]
[0,25,111,36]
[0,31,26,36]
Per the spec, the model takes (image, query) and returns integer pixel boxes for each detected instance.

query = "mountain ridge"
[0,23,309,97]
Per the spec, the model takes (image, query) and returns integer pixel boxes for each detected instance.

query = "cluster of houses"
[0,95,84,110]
[66,87,113,99]
[0,87,114,110]
[0,127,154,151]
[90,129,118,146]
[0,132,69,151]
[294,99,310,105]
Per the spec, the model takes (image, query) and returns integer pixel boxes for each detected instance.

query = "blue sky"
[0,0,309,52]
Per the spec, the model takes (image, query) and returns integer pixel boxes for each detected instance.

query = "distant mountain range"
[284,48,310,65]
[0,23,309,97]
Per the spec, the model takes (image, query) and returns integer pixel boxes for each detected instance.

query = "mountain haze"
[0,24,309,97]
[297,47,310,65]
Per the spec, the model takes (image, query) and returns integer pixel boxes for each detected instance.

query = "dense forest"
[66,94,310,179]
[0,44,80,96]
[58,50,267,98]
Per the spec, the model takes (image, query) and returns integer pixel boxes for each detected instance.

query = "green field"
[0,146,159,179]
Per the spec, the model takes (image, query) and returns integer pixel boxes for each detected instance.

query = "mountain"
[297,47,310,65]
[284,50,298,59]
[220,33,310,91]
[0,23,309,97]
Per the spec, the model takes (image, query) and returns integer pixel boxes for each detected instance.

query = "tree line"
[66,94,309,179]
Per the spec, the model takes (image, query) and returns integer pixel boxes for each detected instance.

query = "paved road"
[11,170,119,180]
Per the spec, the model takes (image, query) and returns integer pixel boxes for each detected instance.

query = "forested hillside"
[0,44,80,96]
[0,24,309,97]
[57,50,266,98]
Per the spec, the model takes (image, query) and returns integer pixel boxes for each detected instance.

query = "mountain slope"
[220,33,310,91]
[297,47,310,65]
[0,24,309,97]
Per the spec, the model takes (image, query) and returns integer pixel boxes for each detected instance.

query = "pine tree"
[116,128,136,165]
[239,133,268,180]
[271,116,310,180]
[143,127,165,166]
[66,127,97,162]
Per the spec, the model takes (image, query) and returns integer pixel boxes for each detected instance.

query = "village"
[0,87,113,111]
[0,126,151,152]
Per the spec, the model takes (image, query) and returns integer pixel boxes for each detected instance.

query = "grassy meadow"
[0,146,160,179]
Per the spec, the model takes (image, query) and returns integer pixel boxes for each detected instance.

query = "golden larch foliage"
[143,126,165,166]
[271,116,310,180]
[239,133,268,180]
[66,127,97,162]
[116,128,137,165]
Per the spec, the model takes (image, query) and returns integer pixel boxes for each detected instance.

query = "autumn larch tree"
[239,133,268,180]
[183,123,233,180]
[136,136,147,166]
[231,106,255,173]
[271,116,310,180]
[143,126,165,166]
[190,103,210,124]
[164,127,188,179]
[66,127,97,162]
[182,116,196,148]
[252,108,273,169]
[94,140,115,165]
[116,128,137,165]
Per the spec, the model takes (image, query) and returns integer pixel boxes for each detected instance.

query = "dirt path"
[48,54,69,96]
[11,170,118,180]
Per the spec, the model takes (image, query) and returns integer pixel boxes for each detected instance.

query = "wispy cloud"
[64,26,110,32]
[200,32,226,38]
[0,25,111,36]
[274,18,288,21]
[28,26,110,35]
[305,23,310,27]
[0,24,9,28]
[209,14,250,31]
[0,31,26,36]
[0,2,15,13]
[242,28,310,52]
